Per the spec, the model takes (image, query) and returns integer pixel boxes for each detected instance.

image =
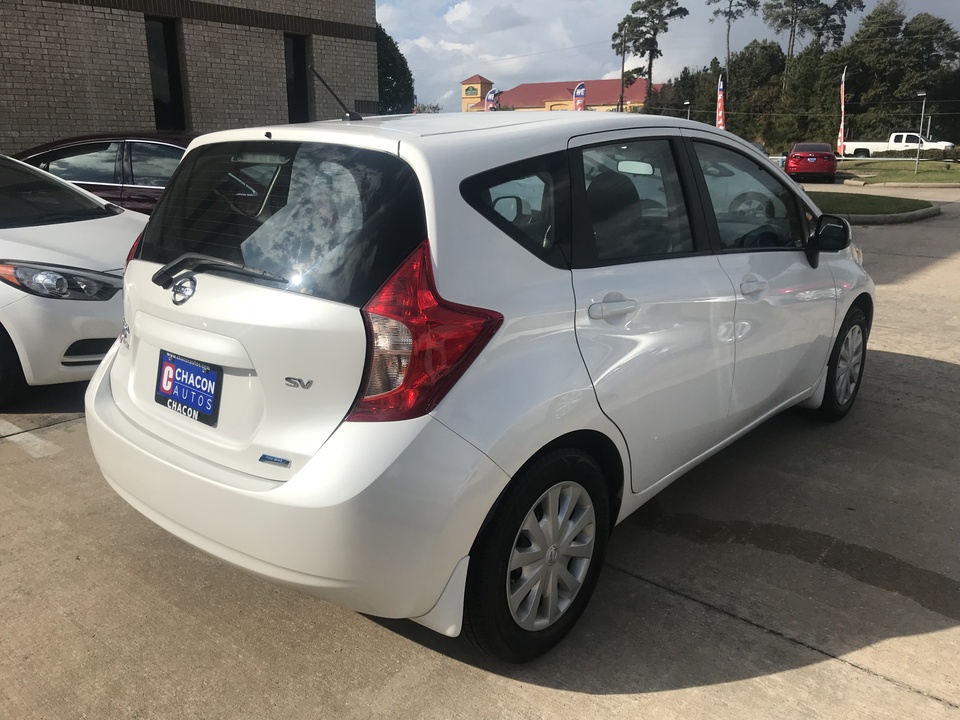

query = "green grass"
[805,191,932,215]
[837,159,960,184]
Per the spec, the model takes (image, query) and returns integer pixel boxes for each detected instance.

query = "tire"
[729,192,774,218]
[0,324,26,406]
[853,149,869,158]
[463,448,611,662]
[818,305,868,420]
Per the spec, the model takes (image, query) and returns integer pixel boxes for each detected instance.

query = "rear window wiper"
[151,253,289,289]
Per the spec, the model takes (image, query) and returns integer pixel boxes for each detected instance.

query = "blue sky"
[376,0,960,111]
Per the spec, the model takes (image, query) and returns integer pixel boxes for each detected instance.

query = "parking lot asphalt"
[2,197,959,719]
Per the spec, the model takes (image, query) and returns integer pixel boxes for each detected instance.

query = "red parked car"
[14,133,195,214]
[784,142,837,184]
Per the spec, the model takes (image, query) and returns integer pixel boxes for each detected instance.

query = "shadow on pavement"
[3,380,87,415]
[373,349,959,693]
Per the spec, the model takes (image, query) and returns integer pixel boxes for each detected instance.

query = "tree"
[838,1,960,140]
[762,0,865,64]
[762,0,817,64]
[377,24,414,114]
[705,0,760,83]
[612,0,690,109]
[414,103,442,113]
[809,0,866,49]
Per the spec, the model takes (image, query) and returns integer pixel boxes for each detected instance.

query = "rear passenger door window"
[692,141,804,251]
[580,138,695,261]
[128,142,184,187]
[35,142,121,184]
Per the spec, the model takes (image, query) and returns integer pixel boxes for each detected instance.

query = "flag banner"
[484,88,499,111]
[716,75,726,130]
[837,66,847,156]
[573,82,586,111]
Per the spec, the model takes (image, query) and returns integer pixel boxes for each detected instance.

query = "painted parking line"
[0,419,63,458]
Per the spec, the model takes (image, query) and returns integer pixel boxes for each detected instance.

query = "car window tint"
[130,142,184,187]
[39,142,120,184]
[581,138,694,261]
[460,151,569,268]
[138,140,427,307]
[693,141,803,251]
[0,157,111,228]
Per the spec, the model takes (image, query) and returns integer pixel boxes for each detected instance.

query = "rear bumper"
[85,345,511,621]
[0,290,121,386]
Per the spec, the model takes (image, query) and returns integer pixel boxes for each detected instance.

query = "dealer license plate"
[154,350,223,426]
[807,157,818,162]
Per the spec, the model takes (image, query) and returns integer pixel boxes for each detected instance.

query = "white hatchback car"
[85,112,874,662]
[0,156,147,405]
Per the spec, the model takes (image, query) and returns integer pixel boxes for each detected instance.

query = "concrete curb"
[871,182,960,188]
[837,205,942,226]
[841,179,960,188]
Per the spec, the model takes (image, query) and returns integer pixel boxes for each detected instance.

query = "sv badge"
[285,377,314,389]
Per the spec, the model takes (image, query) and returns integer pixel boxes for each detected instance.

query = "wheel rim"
[507,480,596,632]
[835,324,864,405]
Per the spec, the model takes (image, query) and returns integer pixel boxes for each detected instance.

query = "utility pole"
[915,90,927,175]
[618,31,626,112]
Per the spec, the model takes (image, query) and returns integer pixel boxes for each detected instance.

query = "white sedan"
[84,112,873,662]
[0,156,147,404]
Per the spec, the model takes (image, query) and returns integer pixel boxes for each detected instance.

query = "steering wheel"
[729,192,775,218]
[739,224,782,248]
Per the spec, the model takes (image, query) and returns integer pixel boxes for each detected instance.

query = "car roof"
[13,132,198,159]
[189,112,741,150]
[185,113,765,177]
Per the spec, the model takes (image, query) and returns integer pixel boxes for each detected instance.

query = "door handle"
[588,299,639,320]
[740,280,768,296]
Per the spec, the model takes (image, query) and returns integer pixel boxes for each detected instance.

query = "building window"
[285,34,310,123]
[145,17,186,131]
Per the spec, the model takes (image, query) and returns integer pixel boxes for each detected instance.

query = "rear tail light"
[125,232,143,271]
[347,240,503,422]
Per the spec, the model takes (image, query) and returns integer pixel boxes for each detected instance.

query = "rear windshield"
[0,157,113,229]
[794,143,832,153]
[138,140,427,307]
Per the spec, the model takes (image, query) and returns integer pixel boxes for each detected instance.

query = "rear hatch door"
[111,138,427,480]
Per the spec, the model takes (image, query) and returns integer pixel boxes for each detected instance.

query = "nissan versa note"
[85,112,874,662]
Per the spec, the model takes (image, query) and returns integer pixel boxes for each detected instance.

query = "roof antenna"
[308,66,363,121]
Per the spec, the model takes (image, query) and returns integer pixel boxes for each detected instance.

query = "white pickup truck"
[844,132,955,157]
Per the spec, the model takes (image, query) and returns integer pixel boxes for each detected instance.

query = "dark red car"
[13,133,195,214]
[784,142,837,184]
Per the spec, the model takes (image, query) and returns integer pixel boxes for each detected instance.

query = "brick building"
[0,0,378,155]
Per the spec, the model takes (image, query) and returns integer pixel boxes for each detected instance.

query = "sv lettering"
[284,377,314,389]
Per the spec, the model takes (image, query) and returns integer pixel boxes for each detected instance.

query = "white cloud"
[444,2,472,27]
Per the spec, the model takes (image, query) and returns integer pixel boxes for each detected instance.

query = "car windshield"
[794,143,832,153]
[0,157,112,229]
[138,140,427,307]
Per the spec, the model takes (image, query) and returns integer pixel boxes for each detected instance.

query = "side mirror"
[805,214,850,269]
[493,195,522,222]
[816,214,850,251]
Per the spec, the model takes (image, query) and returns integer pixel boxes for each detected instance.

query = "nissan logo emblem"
[171,275,197,305]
